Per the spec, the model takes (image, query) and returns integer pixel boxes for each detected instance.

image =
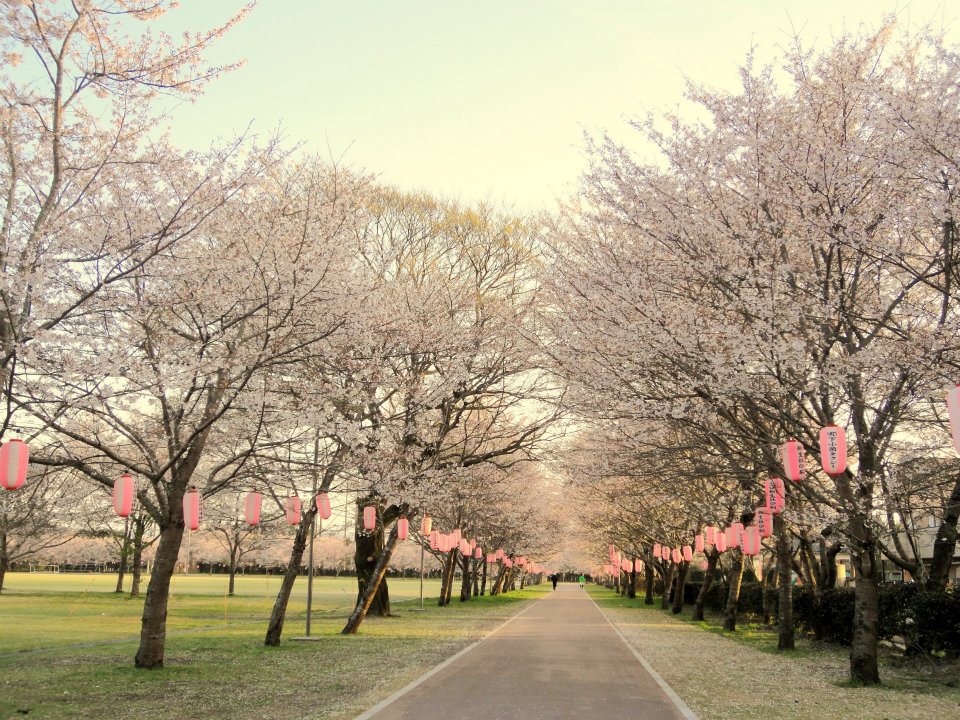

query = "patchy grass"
[0,572,547,719]
[588,585,960,720]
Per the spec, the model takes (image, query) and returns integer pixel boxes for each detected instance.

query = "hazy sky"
[158,1,959,211]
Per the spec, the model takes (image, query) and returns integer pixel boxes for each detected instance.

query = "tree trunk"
[342,523,401,634]
[438,552,455,606]
[693,550,719,621]
[228,548,238,597]
[672,562,689,614]
[775,513,795,650]
[928,476,960,590]
[353,502,390,617]
[264,508,314,646]
[480,559,488,595]
[460,553,472,601]
[660,564,675,610]
[644,562,654,605]
[850,541,881,684]
[628,557,638,599]
[722,550,745,632]
[129,516,148,599]
[613,568,620,594]
[472,559,480,597]
[763,566,778,626]
[490,564,506,595]
[444,554,457,604]
[0,544,8,594]
[134,521,185,668]
[115,521,131,593]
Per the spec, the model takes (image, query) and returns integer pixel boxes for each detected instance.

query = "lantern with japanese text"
[682,545,693,562]
[429,530,439,550]
[452,528,462,544]
[756,509,772,539]
[397,518,409,541]
[671,548,682,564]
[474,546,482,559]
[653,542,662,557]
[244,491,262,526]
[660,545,670,561]
[0,439,29,491]
[781,440,805,482]
[819,425,847,476]
[705,526,717,545]
[948,387,960,455]
[113,474,135,517]
[182,488,201,531]
[742,526,761,556]
[732,522,744,546]
[363,505,376,530]
[714,532,728,552]
[421,515,433,535]
[285,495,301,525]
[694,534,704,553]
[316,493,332,520]
[765,477,785,514]
[459,539,470,555]
[624,559,634,573]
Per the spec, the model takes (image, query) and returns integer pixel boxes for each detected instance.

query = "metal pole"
[420,543,424,609]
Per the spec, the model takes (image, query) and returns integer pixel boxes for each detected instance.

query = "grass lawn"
[588,585,960,720]
[0,572,547,719]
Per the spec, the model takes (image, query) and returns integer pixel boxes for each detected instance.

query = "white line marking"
[588,593,699,720]
[351,596,545,720]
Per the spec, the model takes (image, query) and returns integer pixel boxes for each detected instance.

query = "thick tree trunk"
[660,564,676,610]
[460,553,472,601]
[472,559,480,597]
[228,549,238,597]
[354,502,390,617]
[0,546,7,594]
[928,476,960,590]
[444,554,457,604]
[762,565,778,626]
[438,552,455,606]
[134,521,185,668]
[490,564,506,595]
[850,542,881,684]
[342,523,401,634]
[644,563,654,605]
[613,569,620,594]
[264,509,313,646]
[775,514,795,650]
[693,550,719,621]
[672,562,689,614]
[130,542,144,599]
[480,559,488,595]
[628,557,638,599]
[722,550,745,632]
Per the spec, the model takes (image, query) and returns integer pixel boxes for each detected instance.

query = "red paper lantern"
[0,439,29,491]
[285,495,301,525]
[397,518,409,541]
[694,534,705,553]
[705,526,717,545]
[714,532,727,552]
[756,509,772,538]
[420,515,433,535]
[113,474,135,517]
[429,530,440,550]
[819,425,847,476]
[244,491,262,526]
[781,440,805,482]
[682,545,693,562]
[316,493,332,520]
[182,488,201,530]
[363,505,376,530]
[948,386,960,455]
[765,477,786,514]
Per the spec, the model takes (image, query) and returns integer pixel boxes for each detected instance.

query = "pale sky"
[158,0,959,212]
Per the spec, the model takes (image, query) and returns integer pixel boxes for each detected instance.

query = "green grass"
[0,572,548,719]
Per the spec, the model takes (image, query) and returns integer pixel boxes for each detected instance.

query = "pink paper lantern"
[694,534,705,553]
[682,545,693,562]
[420,515,433,535]
[486,553,496,563]
[113,474,135,517]
[742,526,761,556]
[781,440,805,482]
[397,518,409,541]
[459,539,470,555]
[699,560,709,571]
[765,477,786,514]
[285,495,301,525]
[672,548,682,564]
[363,505,376,530]
[452,528,462,544]
[624,559,634,573]
[819,425,847,476]
[724,526,737,549]
[948,386,960,455]
[244,491,262,526]
[182,488,201,531]
[496,548,504,560]
[609,543,616,561]
[756,509,772,538]
[653,542,662,557]
[0,439,29,491]
[732,522,744,546]
[661,545,670,561]
[316,493,332,520]
[705,526,717,545]
[714,532,727,552]
[429,529,439,550]
[474,546,482,559]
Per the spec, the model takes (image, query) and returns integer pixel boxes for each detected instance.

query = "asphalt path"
[354,584,696,720]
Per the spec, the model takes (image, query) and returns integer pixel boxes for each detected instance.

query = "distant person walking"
[551,574,558,590]
[578,574,585,588]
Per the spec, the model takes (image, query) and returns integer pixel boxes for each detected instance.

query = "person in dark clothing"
[551,574,558,590]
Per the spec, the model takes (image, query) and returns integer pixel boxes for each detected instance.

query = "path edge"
[350,595,544,720]
[588,593,699,720]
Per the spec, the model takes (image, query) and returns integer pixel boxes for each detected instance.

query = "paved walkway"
[355,585,695,720]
